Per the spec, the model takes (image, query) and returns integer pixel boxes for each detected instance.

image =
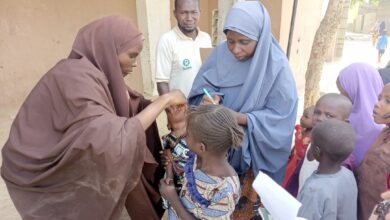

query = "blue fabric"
[188,1,298,183]
[377,35,388,50]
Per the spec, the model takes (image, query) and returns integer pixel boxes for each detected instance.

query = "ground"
[0,32,388,219]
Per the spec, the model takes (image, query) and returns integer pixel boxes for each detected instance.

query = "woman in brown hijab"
[1,16,186,220]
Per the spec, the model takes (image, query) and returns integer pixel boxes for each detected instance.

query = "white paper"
[252,171,303,220]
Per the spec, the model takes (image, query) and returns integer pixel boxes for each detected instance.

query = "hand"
[379,191,390,220]
[201,95,221,105]
[160,149,172,167]
[164,162,174,185]
[159,178,177,202]
[165,90,187,107]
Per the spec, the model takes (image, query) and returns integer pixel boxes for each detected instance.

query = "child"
[357,83,390,220]
[336,63,384,171]
[161,104,189,209]
[159,105,243,219]
[298,119,357,220]
[285,93,352,197]
[282,106,314,187]
[377,31,388,63]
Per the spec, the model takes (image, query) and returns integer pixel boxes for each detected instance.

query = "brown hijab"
[69,15,143,117]
[1,16,164,220]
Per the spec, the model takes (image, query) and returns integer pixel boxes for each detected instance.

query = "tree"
[304,0,347,108]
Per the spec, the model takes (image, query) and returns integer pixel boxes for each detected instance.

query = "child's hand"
[160,149,172,167]
[159,178,177,202]
[164,162,174,185]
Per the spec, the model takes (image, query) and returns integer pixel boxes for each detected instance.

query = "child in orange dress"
[282,106,314,187]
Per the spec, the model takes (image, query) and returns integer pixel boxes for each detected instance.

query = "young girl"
[282,106,314,187]
[161,104,189,209]
[357,83,390,220]
[337,63,384,170]
[159,105,243,219]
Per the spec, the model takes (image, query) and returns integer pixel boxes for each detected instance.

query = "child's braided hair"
[187,105,243,154]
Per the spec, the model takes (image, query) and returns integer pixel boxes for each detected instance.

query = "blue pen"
[203,88,217,105]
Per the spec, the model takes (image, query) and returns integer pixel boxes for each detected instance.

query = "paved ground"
[0,32,388,219]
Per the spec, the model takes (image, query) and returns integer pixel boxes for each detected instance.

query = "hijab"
[338,62,384,168]
[69,16,143,117]
[1,16,164,219]
[189,2,298,183]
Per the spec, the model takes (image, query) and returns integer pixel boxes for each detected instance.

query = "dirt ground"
[0,33,389,219]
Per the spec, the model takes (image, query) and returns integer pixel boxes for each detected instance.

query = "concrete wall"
[353,3,377,33]
[0,0,143,120]
[377,1,390,33]
[261,0,293,53]
[287,0,324,96]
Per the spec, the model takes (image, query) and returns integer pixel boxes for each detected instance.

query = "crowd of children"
[157,62,390,220]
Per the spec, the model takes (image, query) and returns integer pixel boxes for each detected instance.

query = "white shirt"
[155,26,212,97]
[298,144,319,193]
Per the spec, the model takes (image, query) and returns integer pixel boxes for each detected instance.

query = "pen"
[203,88,217,105]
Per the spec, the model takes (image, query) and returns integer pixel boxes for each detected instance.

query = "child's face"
[312,100,348,127]
[373,85,390,124]
[300,108,314,129]
[167,104,187,131]
[185,127,202,155]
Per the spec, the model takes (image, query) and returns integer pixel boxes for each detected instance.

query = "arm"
[135,90,186,130]
[159,179,197,220]
[233,111,247,126]
[155,35,172,94]
[245,71,298,177]
[157,82,170,96]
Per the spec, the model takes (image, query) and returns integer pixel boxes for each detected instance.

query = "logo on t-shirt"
[182,58,192,70]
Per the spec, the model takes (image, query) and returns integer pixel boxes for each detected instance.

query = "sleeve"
[203,33,212,48]
[54,70,151,190]
[298,182,336,220]
[245,70,298,180]
[155,35,173,83]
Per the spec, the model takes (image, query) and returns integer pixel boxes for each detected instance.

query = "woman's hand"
[163,90,187,107]
[135,90,186,130]
[201,95,221,105]
[228,109,247,126]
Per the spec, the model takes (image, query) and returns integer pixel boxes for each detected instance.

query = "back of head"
[312,119,356,163]
[187,105,243,154]
[317,93,353,119]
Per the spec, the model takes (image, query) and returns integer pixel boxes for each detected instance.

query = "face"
[226,30,257,61]
[312,100,347,127]
[336,78,350,100]
[373,85,390,124]
[118,43,143,77]
[300,108,314,129]
[185,126,203,155]
[174,0,199,34]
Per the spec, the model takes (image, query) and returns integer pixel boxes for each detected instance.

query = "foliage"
[351,0,380,6]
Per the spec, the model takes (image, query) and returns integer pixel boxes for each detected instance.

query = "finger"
[381,191,390,199]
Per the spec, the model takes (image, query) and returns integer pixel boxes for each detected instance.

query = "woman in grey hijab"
[188,1,298,218]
